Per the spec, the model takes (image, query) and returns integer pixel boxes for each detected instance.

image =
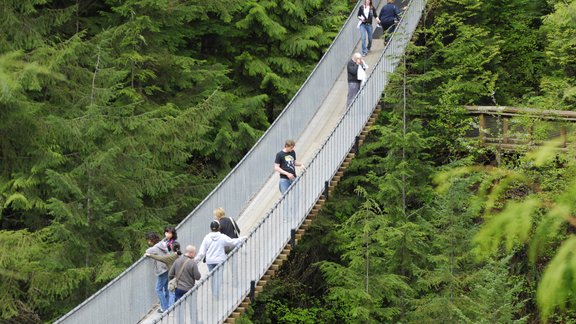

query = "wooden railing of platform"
[465,106,576,150]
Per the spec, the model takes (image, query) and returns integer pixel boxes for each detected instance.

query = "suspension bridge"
[54,0,426,323]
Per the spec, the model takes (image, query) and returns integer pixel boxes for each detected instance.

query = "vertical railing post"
[354,136,360,155]
[502,117,510,145]
[249,280,256,303]
[291,229,296,248]
[479,114,486,145]
[324,181,329,200]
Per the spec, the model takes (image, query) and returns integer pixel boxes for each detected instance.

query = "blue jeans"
[174,288,198,323]
[174,288,187,302]
[279,178,293,194]
[359,23,373,55]
[168,291,175,308]
[207,263,222,298]
[156,271,169,311]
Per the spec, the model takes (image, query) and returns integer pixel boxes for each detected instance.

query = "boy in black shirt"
[274,139,306,194]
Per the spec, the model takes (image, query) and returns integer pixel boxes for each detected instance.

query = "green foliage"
[0,229,92,321]
[435,139,576,321]
[528,0,576,108]
[247,277,338,323]
[537,236,576,320]
[408,257,528,323]
[414,0,502,106]
[230,0,349,118]
[317,196,413,323]
[541,0,576,78]
[474,198,539,257]
[0,0,75,52]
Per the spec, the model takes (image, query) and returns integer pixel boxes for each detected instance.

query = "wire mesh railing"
[155,0,425,323]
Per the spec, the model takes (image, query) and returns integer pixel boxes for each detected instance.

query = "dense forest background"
[0,0,575,322]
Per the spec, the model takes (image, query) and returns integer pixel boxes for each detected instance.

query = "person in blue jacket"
[379,0,402,42]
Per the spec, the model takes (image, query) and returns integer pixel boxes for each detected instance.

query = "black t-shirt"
[275,150,296,179]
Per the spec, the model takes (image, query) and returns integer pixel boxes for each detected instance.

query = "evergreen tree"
[228,0,350,120]
[0,0,75,52]
[531,0,576,109]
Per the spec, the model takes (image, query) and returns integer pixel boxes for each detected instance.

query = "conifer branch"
[90,47,100,105]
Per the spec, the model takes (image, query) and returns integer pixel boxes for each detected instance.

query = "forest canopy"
[1,0,575,322]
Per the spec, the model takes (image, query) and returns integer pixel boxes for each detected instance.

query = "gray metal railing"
[155,0,426,323]
[55,0,388,323]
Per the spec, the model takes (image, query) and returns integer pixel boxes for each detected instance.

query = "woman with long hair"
[357,0,380,56]
[163,226,178,252]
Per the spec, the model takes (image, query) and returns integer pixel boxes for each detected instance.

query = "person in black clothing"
[214,207,241,254]
[162,226,178,253]
[379,0,402,42]
[214,207,239,239]
[274,139,306,194]
[347,53,367,108]
[358,0,380,56]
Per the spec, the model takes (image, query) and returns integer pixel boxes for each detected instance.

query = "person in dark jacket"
[347,53,368,107]
[214,207,240,239]
[357,0,380,56]
[379,0,402,42]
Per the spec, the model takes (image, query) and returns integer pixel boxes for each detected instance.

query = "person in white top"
[357,59,369,87]
[347,53,368,107]
[195,220,246,267]
[357,0,380,56]
[195,220,246,297]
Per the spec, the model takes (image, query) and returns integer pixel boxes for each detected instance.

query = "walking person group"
[349,0,403,108]
[145,227,202,313]
[145,207,245,313]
